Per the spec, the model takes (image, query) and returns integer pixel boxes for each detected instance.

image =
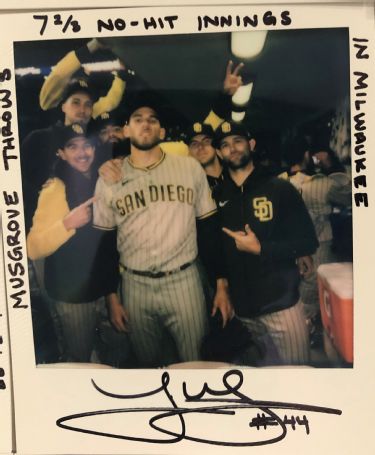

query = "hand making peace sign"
[223,60,245,96]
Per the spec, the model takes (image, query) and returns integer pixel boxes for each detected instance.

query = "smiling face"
[124,107,165,151]
[61,92,93,126]
[59,136,95,174]
[219,135,255,170]
[188,134,217,167]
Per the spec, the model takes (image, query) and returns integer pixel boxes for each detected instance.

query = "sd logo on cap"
[213,120,252,148]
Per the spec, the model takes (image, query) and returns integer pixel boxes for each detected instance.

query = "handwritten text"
[57,370,342,447]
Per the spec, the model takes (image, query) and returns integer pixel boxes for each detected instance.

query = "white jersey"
[94,151,216,272]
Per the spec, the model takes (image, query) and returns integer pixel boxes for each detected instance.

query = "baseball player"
[89,110,131,164]
[93,111,125,145]
[21,78,98,233]
[93,95,232,367]
[22,37,128,232]
[26,124,130,365]
[183,59,246,189]
[40,38,126,119]
[212,121,319,365]
[97,59,245,182]
[280,139,351,341]
[185,122,225,191]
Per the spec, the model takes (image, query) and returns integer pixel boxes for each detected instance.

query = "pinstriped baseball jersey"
[94,151,216,271]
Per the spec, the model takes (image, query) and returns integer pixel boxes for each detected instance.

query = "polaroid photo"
[0,2,374,454]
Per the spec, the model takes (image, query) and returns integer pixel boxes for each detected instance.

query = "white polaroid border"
[0,0,369,12]
[0,216,14,455]
[0,3,374,454]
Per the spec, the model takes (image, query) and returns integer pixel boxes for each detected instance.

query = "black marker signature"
[56,369,342,446]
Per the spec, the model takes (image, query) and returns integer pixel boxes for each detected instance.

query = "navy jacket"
[213,166,318,318]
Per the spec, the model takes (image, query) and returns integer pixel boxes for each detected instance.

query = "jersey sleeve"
[93,177,116,230]
[92,74,126,119]
[39,50,81,110]
[203,90,251,131]
[191,159,217,220]
[21,130,49,233]
[26,178,76,260]
[39,47,126,116]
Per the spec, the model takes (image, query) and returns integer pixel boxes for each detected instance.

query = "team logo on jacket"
[253,197,273,221]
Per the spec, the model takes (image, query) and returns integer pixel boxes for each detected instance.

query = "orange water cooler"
[317,262,353,364]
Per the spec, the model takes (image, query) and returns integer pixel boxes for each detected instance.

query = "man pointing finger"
[222,224,261,255]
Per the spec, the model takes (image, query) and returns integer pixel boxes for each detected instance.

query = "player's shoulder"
[270,174,297,190]
[258,174,303,201]
[42,177,62,189]
[328,171,350,185]
[40,177,65,199]
[184,154,206,174]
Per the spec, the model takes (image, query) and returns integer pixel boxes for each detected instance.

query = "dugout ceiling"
[14,27,350,139]
[104,28,350,134]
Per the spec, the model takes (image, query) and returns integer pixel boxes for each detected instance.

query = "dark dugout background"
[14,27,350,164]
